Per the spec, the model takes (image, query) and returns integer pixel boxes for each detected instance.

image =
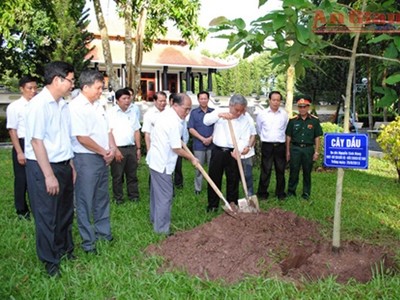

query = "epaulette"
[289,114,299,120]
[310,114,319,119]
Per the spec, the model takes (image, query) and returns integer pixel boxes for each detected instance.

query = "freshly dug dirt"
[146,208,397,284]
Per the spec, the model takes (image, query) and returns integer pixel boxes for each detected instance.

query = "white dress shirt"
[256,107,288,143]
[108,104,141,147]
[69,94,110,154]
[146,108,183,174]
[6,96,29,138]
[141,106,163,134]
[203,108,251,153]
[24,87,73,162]
[241,113,257,159]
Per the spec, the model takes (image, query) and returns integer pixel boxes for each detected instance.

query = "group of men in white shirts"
[7,60,295,278]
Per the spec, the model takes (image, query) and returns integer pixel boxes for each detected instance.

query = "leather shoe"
[45,262,60,277]
[194,191,201,195]
[277,193,286,200]
[129,198,140,202]
[302,193,310,200]
[206,206,218,213]
[256,192,269,201]
[287,192,296,197]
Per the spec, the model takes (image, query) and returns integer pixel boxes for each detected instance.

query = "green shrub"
[377,117,400,182]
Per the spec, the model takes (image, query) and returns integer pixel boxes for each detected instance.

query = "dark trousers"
[257,142,286,198]
[173,156,183,187]
[12,138,30,216]
[110,146,139,201]
[207,147,239,209]
[288,145,314,196]
[26,160,74,265]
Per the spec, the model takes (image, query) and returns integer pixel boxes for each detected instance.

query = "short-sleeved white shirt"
[69,93,109,154]
[141,106,162,134]
[241,113,257,159]
[203,109,251,153]
[256,107,288,143]
[24,87,73,162]
[146,108,183,174]
[108,103,141,147]
[6,96,29,138]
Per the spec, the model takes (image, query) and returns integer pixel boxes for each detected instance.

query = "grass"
[0,148,399,299]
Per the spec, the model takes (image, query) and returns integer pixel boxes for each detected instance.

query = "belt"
[263,142,284,147]
[215,146,234,152]
[292,143,313,148]
[119,145,135,148]
[51,160,70,165]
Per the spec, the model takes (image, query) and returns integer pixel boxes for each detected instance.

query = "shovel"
[181,142,236,216]
[227,119,259,213]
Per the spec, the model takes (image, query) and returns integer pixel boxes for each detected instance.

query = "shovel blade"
[237,197,259,213]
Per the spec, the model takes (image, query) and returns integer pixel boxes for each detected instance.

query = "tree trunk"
[93,0,120,90]
[132,1,148,98]
[285,64,295,116]
[124,0,134,89]
[332,0,366,252]
[367,67,373,129]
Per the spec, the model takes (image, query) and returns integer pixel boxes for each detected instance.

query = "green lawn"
[0,148,399,299]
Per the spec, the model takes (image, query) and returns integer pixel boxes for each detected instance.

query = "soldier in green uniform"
[285,98,323,200]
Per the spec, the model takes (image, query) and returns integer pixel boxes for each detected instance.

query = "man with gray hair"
[69,69,117,254]
[203,94,252,212]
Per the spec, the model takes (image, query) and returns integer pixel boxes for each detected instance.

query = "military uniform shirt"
[285,114,323,144]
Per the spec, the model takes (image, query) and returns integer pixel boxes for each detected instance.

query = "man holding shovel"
[203,94,252,212]
[146,93,198,235]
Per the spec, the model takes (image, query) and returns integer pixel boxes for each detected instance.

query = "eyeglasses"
[298,106,308,108]
[60,76,75,85]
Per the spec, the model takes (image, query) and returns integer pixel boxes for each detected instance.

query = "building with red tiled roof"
[86,18,237,100]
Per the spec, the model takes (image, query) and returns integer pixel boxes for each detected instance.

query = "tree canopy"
[0,0,92,86]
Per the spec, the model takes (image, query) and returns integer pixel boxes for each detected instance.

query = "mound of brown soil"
[146,208,397,284]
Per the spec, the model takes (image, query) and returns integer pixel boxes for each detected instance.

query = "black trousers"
[110,145,139,201]
[12,138,30,216]
[26,160,74,265]
[207,147,239,209]
[257,142,286,198]
[173,156,183,187]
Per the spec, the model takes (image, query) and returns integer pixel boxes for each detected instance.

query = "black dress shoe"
[18,212,31,221]
[115,200,124,205]
[301,193,310,200]
[194,191,201,195]
[129,198,140,202]
[287,191,296,197]
[256,192,269,200]
[45,262,61,277]
[206,206,218,213]
[277,193,287,200]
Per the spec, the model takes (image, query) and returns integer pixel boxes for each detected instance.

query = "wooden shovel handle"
[227,119,250,199]
[181,142,231,208]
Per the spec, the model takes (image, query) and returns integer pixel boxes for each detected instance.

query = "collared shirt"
[285,114,323,144]
[188,106,214,151]
[141,106,163,134]
[69,93,109,154]
[256,107,288,143]
[146,108,183,174]
[241,112,257,159]
[6,96,29,138]
[24,87,73,162]
[131,103,141,121]
[203,109,251,153]
[108,103,141,147]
